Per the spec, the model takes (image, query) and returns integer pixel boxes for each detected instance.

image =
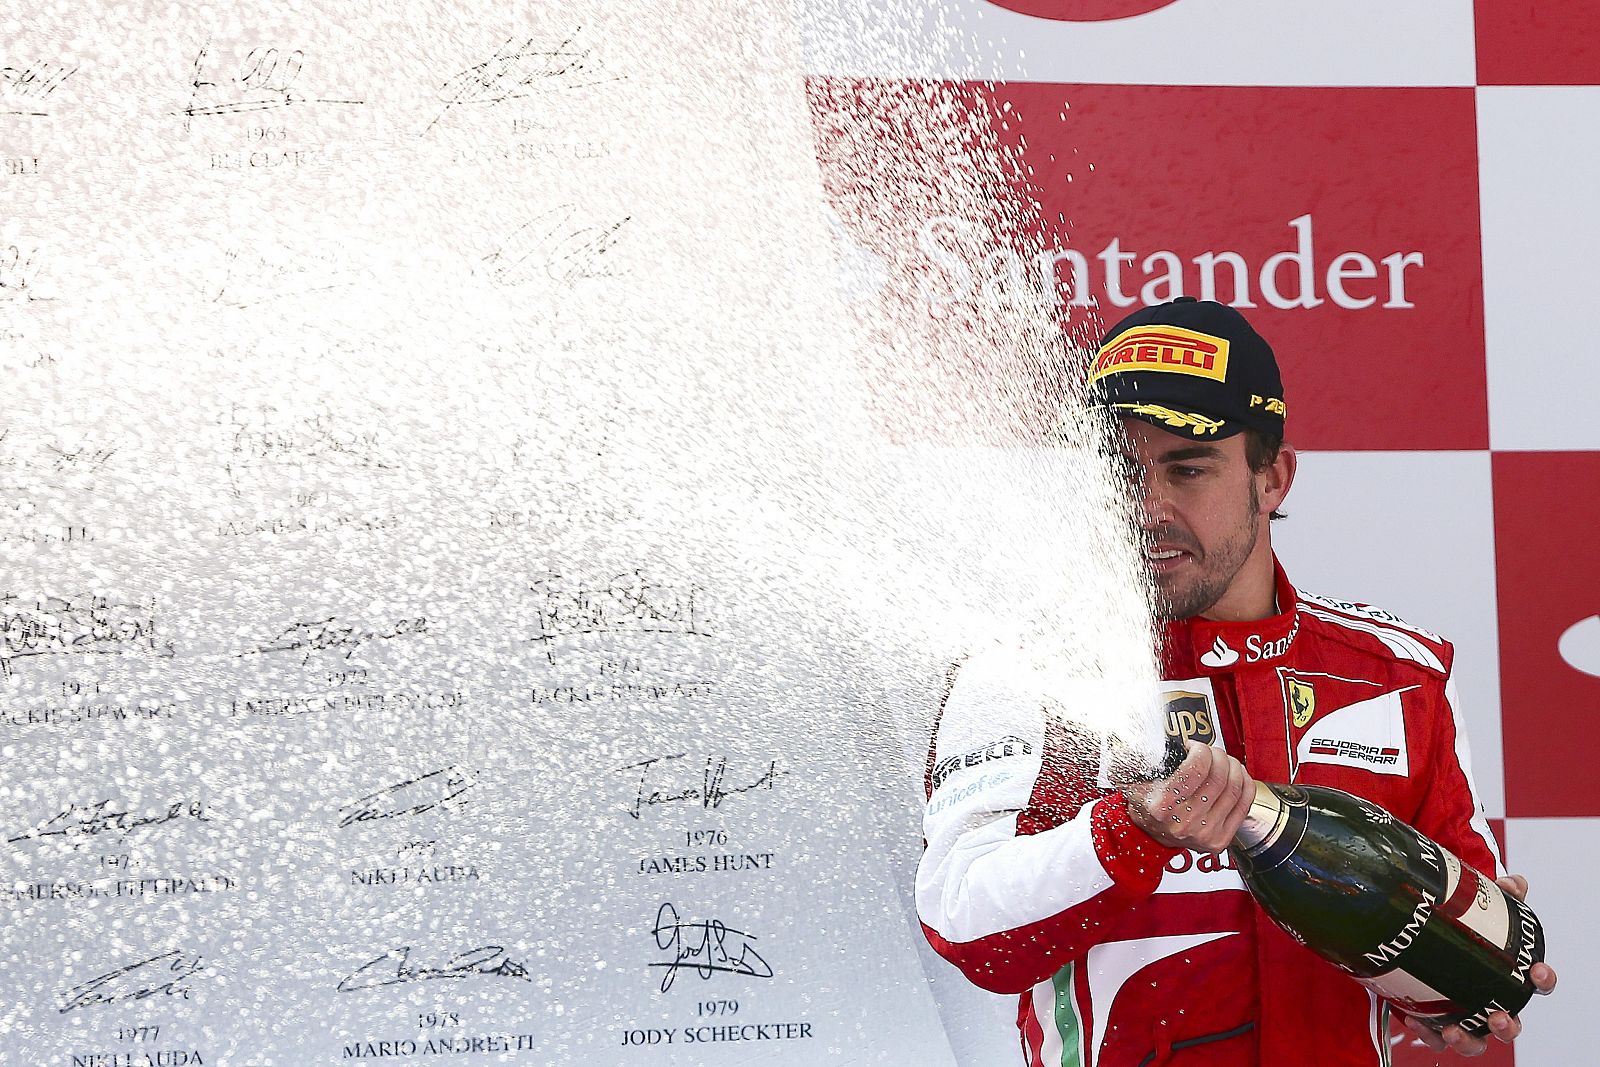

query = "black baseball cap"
[1085,297,1286,439]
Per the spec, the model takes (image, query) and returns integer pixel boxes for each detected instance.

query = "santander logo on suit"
[983,0,1180,20]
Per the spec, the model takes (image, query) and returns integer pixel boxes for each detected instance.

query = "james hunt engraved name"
[639,830,775,875]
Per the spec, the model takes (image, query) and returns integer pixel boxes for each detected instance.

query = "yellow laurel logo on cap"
[1112,403,1226,437]
[1090,325,1231,384]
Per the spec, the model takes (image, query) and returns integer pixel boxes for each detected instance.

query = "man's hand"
[1401,873,1557,1056]
[1124,739,1254,853]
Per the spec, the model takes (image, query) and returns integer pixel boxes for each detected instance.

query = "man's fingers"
[1496,873,1529,901]
[1532,961,1557,993]
[1439,1023,1487,1057]
[1486,1011,1522,1044]
[1404,1016,1447,1051]
[1169,740,1214,801]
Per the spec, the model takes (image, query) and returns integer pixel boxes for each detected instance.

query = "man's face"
[1114,418,1271,620]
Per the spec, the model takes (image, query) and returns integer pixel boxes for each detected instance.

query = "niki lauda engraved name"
[339,767,483,890]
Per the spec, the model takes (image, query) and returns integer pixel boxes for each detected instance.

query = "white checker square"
[801,0,1475,86]
[1273,451,1504,817]
[1480,87,1600,451]
[1501,817,1595,1064]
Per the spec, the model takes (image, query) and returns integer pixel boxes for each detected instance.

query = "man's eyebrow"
[1157,445,1226,463]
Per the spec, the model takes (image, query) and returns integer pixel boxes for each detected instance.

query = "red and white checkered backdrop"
[806,1,1599,1063]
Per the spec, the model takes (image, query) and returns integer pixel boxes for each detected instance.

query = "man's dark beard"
[1150,480,1261,621]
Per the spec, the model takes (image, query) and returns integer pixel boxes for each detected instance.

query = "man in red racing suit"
[915,299,1555,1066]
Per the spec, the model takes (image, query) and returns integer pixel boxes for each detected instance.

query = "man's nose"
[1139,471,1173,527]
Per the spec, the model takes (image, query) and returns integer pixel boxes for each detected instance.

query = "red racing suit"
[916,559,1503,1067]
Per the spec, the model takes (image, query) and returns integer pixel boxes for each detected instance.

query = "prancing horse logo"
[983,0,1182,22]
[1288,679,1316,728]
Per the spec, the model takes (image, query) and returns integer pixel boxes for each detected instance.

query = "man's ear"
[1259,443,1296,515]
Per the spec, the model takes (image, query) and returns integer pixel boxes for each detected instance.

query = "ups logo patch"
[1163,691,1216,747]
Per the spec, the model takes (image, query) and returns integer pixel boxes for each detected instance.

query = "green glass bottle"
[1231,781,1545,1035]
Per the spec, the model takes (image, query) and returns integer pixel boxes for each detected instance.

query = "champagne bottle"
[1230,780,1545,1035]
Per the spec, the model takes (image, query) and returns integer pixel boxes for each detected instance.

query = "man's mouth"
[1143,543,1194,573]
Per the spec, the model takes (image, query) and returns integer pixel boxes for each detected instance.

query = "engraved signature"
[220,405,399,498]
[59,950,205,1012]
[337,945,532,992]
[240,615,427,666]
[428,28,622,130]
[0,244,49,302]
[530,570,710,651]
[7,800,210,847]
[1,62,76,115]
[210,247,364,309]
[179,43,364,127]
[481,204,630,287]
[338,767,473,828]
[0,593,173,679]
[620,755,785,820]
[649,903,773,993]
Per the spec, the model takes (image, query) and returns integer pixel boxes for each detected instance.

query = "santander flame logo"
[984,0,1181,22]
[1199,636,1239,669]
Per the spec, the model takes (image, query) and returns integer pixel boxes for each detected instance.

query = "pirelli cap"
[1086,297,1286,439]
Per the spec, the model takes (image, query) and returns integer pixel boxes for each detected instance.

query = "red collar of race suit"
[1161,556,1301,676]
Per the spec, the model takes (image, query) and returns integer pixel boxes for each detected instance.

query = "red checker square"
[1494,452,1600,817]
[1476,0,1600,85]
[992,84,1486,450]
[812,82,1488,449]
